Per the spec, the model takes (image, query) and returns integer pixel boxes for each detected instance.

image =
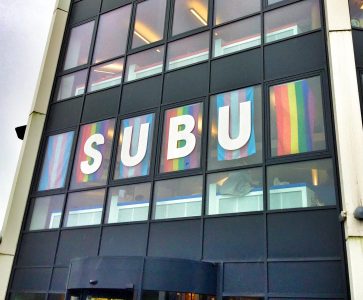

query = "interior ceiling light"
[94,70,116,74]
[189,8,207,26]
[134,30,151,44]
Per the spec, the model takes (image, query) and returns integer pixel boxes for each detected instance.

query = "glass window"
[70,119,115,189]
[160,103,203,173]
[269,76,326,157]
[214,0,260,25]
[143,291,215,300]
[132,0,167,48]
[207,168,263,215]
[213,16,261,58]
[38,131,75,191]
[63,21,95,70]
[114,113,155,180]
[264,0,321,43]
[172,0,209,36]
[92,5,131,63]
[48,295,65,300]
[10,294,46,300]
[208,86,262,170]
[153,176,203,220]
[166,31,209,71]
[28,195,65,231]
[106,183,151,223]
[125,46,164,82]
[88,58,124,92]
[349,0,363,28]
[64,189,105,227]
[268,0,283,4]
[268,159,336,210]
[56,69,87,101]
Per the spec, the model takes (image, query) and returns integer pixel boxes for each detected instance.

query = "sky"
[0,0,57,229]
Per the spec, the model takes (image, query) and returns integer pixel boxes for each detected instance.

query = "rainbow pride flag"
[270,79,316,156]
[72,119,115,188]
[160,103,203,173]
[115,113,154,179]
[215,87,256,161]
[38,131,74,191]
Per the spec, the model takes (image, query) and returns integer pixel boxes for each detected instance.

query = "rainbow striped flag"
[115,113,154,179]
[160,103,203,173]
[72,119,115,187]
[215,87,256,161]
[270,79,316,156]
[38,131,74,191]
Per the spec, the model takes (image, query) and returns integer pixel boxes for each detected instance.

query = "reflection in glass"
[114,114,154,179]
[208,86,262,170]
[64,189,105,227]
[93,5,131,63]
[160,103,203,173]
[214,0,260,25]
[153,176,203,219]
[172,0,209,36]
[270,76,326,157]
[349,0,363,28]
[167,32,209,71]
[88,58,124,92]
[28,195,65,230]
[213,16,261,58]
[132,0,167,48]
[264,0,321,43]
[10,294,46,300]
[38,131,75,191]
[268,0,283,4]
[70,119,115,189]
[63,21,94,70]
[268,159,336,210]
[207,168,263,215]
[106,183,151,223]
[125,46,164,82]
[143,291,215,300]
[56,69,87,101]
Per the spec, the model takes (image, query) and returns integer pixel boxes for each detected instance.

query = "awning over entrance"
[67,256,217,295]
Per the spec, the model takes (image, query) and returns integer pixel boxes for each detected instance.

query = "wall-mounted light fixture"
[189,8,207,26]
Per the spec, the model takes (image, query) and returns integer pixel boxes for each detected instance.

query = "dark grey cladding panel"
[47,97,82,132]
[148,220,202,260]
[67,256,216,295]
[264,31,325,80]
[143,257,217,295]
[55,228,101,266]
[50,268,69,292]
[99,224,148,256]
[120,76,162,114]
[12,268,52,291]
[223,262,265,294]
[70,0,101,25]
[268,209,342,258]
[68,256,143,290]
[203,215,265,260]
[101,0,132,12]
[268,261,346,295]
[17,231,59,267]
[162,63,209,104]
[353,30,363,67]
[82,86,120,123]
[210,48,262,94]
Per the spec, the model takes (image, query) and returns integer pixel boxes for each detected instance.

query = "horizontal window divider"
[264,68,325,86]
[90,54,125,68]
[67,185,107,194]
[59,65,90,77]
[204,211,265,219]
[124,71,163,84]
[266,257,343,262]
[53,264,71,269]
[212,12,262,29]
[68,15,97,28]
[77,116,116,127]
[216,259,265,264]
[211,45,262,61]
[59,224,102,231]
[21,228,60,235]
[267,292,346,299]
[265,152,332,166]
[154,169,204,181]
[100,1,133,14]
[102,220,149,228]
[51,94,84,105]
[208,82,263,97]
[109,177,153,187]
[266,205,337,214]
[150,215,202,223]
[128,40,166,56]
[118,107,159,120]
[205,163,264,175]
[30,188,68,199]
[169,27,210,43]
[221,292,265,297]
[264,0,312,12]
[263,28,322,47]
[13,265,55,269]
[164,59,209,75]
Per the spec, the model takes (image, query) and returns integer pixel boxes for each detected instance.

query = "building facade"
[1,0,363,300]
